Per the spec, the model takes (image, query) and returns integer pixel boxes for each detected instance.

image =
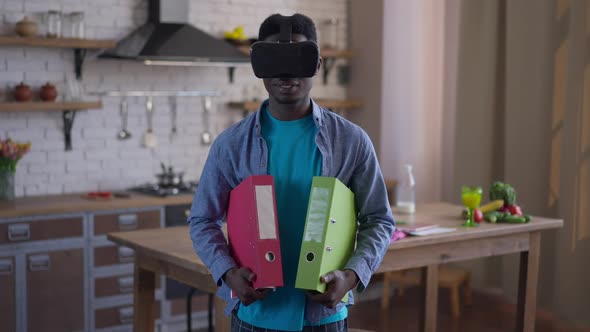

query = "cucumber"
[484,211,505,223]
[503,215,527,223]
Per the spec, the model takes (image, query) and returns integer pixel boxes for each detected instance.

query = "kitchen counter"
[0,192,194,219]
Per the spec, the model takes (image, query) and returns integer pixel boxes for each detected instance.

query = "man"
[189,13,394,332]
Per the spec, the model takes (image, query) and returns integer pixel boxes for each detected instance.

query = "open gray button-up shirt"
[188,99,395,323]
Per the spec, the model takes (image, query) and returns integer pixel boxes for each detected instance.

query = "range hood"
[99,0,249,66]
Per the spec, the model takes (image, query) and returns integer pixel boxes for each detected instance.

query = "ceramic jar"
[40,83,58,102]
[14,82,32,102]
[15,16,38,37]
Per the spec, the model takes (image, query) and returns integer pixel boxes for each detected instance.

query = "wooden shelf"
[228,99,362,112]
[320,48,353,58]
[237,45,352,59]
[0,101,102,112]
[0,36,116,49]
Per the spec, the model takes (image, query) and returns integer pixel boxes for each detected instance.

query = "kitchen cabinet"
[0,195,208,332]
[0,256,16,332]
[93,210,161,236]
[0,213,86,332]
[90,208,167,331]
[26,249,84,332]
[0,216,83,244]
[94,245,135,267]
[94,301,161,330]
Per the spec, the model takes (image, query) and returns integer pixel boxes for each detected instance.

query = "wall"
[349,0,445,203]
[0,0,348,197]
[347,0,383,154]
[447,0,590,326]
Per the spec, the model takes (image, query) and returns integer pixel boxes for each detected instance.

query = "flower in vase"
[0,138,31,173]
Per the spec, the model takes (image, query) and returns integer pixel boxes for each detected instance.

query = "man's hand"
[223,267,271,306]
[307,269,359,308]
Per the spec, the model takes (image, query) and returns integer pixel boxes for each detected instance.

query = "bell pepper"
[507,204,523,216]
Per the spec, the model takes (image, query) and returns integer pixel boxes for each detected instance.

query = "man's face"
[262,33,321,104]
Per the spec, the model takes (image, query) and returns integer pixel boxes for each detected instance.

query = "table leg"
[419,264,439,332]
[134,258,156,332]
[516,231,541,332]
[381,272,392,310]
[214,295,231,332]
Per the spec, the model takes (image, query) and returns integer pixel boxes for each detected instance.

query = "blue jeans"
[230,311,348,332]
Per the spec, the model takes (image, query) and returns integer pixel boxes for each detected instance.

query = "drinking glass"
[461,186,482,227]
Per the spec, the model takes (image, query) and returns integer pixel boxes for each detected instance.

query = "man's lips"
[273,79,300,89]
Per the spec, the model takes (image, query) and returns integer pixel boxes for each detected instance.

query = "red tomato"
[508,205,523,216]
[473,209,484,223]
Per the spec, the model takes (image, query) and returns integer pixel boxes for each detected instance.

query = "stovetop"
[128,182,198,197]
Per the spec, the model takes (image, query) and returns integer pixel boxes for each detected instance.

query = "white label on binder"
[304,187,329,243]
[256,185,277,239]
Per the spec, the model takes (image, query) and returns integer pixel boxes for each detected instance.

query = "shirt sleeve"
[344,130,396,292]
[188,138,238,285]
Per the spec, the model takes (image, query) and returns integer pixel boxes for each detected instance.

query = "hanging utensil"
[117,97,132,140]
[143,96,158,148]
[169,96,178,141]
[201,96,213,145]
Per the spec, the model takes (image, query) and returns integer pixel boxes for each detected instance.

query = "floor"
[347,287,590,332]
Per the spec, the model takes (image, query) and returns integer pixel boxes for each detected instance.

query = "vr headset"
[250,18,320,78]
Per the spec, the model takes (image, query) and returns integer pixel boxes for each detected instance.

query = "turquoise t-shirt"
[237,107,347,330]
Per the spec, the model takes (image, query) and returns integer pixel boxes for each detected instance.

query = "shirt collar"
[254,98,324,136]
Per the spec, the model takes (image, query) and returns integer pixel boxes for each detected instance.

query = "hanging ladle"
[169,96,178,141]
[201,96,213,145]
[117,97,132,140]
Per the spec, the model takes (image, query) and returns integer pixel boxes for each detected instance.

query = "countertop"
[0,192,194,219]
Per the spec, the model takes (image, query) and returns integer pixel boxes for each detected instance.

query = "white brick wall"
[0,0,349,197]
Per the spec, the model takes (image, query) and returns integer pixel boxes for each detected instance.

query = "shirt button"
[261,163,266,167]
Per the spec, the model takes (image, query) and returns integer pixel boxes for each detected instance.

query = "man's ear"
[316,57,323,74]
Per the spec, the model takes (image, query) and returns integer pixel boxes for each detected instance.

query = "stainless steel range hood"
[99,0,249,66]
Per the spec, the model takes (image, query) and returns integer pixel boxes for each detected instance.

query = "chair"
[381,266,472,318]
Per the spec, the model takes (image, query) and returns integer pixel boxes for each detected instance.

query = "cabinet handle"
[118,246,134,263]
[8,223,30,241]
[118,214,138,231]
[0,259,13,275]
[119,306,134,324]
[118,276,134,293]
[28,254,51,271]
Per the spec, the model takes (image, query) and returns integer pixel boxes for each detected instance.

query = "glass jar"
[46,10,61,38]
[319,18,339,49]
[69,12,85,39]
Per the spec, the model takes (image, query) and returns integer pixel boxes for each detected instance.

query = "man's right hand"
[223,267,270,306]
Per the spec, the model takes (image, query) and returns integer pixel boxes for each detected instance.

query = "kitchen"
[1,0,589,332]
[1,0,353,331]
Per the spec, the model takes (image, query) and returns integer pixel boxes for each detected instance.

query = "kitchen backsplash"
[0,0,348,197]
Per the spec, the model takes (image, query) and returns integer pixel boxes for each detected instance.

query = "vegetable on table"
[484,211,507,223]
[489,181,516,205]
[479,199,504,214]
[508,204,523,216]
[473,209,484,223]
[503,215,528,224]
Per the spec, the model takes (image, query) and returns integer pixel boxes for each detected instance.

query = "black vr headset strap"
[279,19,292,43]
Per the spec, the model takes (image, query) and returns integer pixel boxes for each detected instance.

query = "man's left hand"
[306,269,359,308]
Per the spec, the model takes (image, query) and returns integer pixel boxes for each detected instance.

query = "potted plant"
[0,138,31,200]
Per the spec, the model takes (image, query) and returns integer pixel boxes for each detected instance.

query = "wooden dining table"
[107,202,563,332]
